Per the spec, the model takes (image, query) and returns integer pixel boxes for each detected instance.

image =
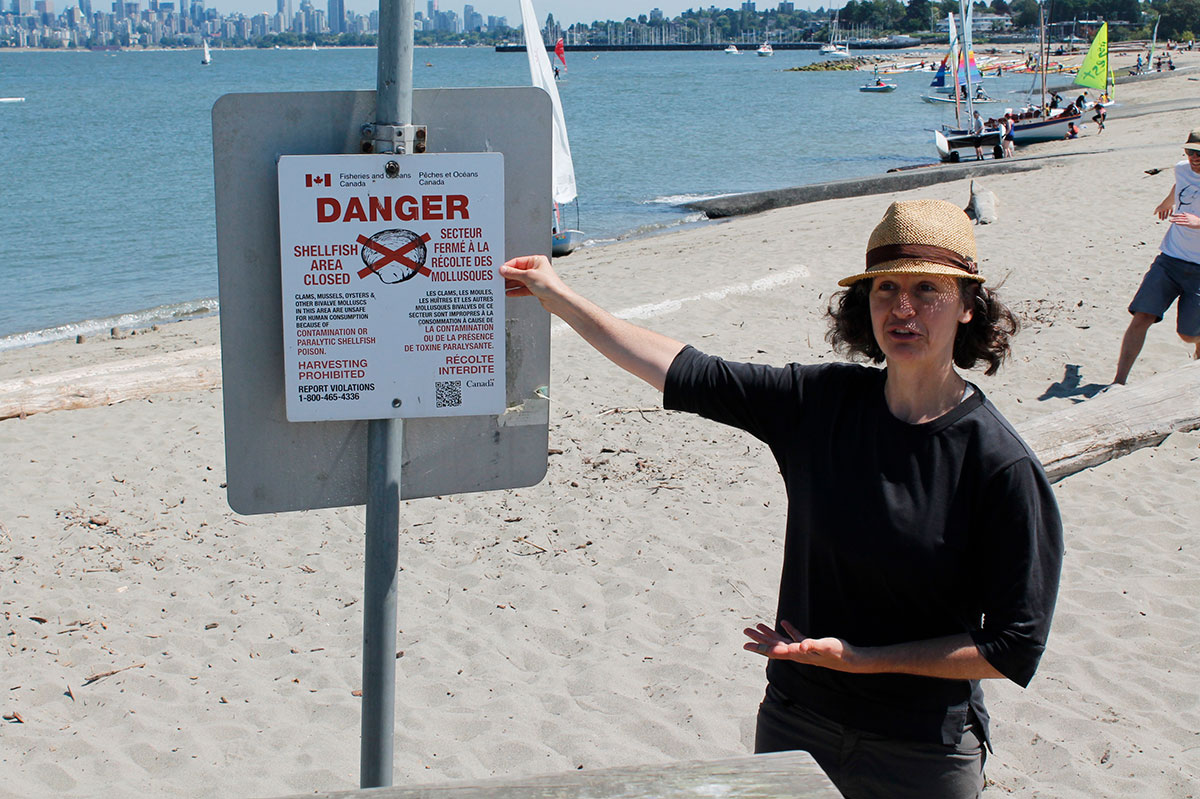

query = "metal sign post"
[362,0,415,788]
[213,28,551,799]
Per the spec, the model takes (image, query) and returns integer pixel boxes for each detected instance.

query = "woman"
[500,199,1063,798]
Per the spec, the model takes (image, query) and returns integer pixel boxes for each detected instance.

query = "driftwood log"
[0,345,220,421]
[1,347,1197,485]
[262,751,840,799]
[1017,360,1200,482]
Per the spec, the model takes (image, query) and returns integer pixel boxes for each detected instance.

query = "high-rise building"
[741,1,756,11]
[463,4,481,31]
[326,0,342,33]
[777,1,794,11]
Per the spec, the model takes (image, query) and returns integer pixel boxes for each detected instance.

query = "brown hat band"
[865,243,978,275]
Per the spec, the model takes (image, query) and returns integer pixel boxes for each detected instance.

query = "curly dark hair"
[825,278,1019,376]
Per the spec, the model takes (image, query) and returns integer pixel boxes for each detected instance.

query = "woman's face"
[868,273,972,373]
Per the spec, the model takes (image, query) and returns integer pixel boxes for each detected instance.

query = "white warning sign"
[277,152,505,422]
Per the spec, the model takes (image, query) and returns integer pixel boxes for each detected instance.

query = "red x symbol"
[356,232,433,280]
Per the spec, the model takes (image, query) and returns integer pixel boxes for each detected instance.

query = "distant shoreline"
[0,43,492,54]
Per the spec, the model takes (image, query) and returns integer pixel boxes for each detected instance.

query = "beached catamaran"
[931,5,1004,161]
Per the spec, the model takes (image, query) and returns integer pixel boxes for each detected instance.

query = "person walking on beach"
[501,199,1063,799]
[1114,130,1200,383]
[1001,113,1016,157]
[970,110,985,160]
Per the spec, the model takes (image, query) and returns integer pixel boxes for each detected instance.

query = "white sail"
[520,0,576,205]
[960,0,975,119]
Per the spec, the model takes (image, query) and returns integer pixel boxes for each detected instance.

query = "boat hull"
[921,94,998,104]
[552,229,584,257]
[1010,112,1083,143]
[860,84,897,93]
[934,129,1003,162]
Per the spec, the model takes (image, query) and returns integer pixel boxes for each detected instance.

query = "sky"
[213,2,821,24]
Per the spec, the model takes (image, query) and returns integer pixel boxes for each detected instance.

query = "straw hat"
[837,199,986,287]
[1184,129,1200,152]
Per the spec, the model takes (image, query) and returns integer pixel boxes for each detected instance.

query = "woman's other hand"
[743,621,860,673]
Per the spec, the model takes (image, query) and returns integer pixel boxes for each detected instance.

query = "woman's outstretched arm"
[501,255,685,392]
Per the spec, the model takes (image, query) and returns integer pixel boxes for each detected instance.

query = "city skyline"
[200,2,824,25]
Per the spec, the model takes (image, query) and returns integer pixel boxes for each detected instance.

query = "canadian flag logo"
[305,173,332,188]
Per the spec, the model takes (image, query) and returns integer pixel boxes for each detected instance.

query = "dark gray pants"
[754,686,986,799]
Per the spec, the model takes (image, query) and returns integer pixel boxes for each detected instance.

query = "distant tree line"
[86,1,1200,52]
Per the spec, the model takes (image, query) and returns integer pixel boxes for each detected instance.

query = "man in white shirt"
[970,111,985,161]
[1113,130,1200,383]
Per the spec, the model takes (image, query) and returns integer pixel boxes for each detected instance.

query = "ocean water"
[0,47,1041,346]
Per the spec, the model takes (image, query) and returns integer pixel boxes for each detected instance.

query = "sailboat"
[520,0,582,257]
[1073,22,1112,98]
[820,12,850,57]
[932,7,1003,161]
[552,36,567,80]
[925,17,984,97]
[200,39,211,65]
[1148,17,1160,72]
[1005,16,1107,143]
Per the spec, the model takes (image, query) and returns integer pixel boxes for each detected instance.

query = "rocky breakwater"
[786,56,882,72]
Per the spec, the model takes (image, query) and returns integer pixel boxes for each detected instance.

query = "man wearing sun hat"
[1113,129,1200,383]
[500,198,1063,798]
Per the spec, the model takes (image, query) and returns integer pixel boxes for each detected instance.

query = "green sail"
[1075,23,1109,91]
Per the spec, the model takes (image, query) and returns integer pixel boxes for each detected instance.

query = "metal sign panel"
[277,152,507,421]
[213,88,551,515]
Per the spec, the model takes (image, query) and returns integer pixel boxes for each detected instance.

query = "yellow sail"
[1074,22,1108,91]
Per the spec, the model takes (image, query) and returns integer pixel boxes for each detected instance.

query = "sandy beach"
[3,58,1200,799]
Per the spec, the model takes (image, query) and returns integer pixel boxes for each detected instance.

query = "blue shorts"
[1128,252,1200,336]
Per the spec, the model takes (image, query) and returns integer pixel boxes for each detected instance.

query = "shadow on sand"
[1038,364,1109,402]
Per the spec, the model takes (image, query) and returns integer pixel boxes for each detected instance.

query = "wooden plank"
[1017,360,1200,482]
[266,752,840,799]
[0,345,220,420]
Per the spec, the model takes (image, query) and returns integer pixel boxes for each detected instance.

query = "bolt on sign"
[277,152,505,422]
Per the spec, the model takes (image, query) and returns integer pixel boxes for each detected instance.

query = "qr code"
[435,380,463,408]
